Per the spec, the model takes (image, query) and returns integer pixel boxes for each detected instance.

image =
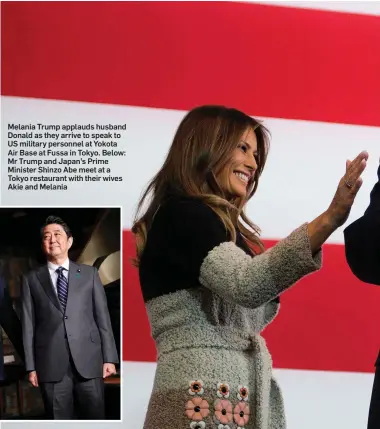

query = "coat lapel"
[36,266,62,313]
[66,261,81,311]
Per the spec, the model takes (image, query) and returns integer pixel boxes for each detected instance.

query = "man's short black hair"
[41,216,72,238]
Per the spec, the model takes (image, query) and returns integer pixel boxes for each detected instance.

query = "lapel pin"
[76,268,81,278]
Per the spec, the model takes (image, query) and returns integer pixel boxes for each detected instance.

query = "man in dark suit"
[344,164,380,429]
[0,276,24,381]
[21,216,119,419]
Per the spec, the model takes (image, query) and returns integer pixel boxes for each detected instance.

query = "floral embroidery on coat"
[185,397,210,421]
[233,401,250,427]
[189,421,206,429]
[216,382,230,399]
[237,385,249,402]
[189,380,205,396]
[213,399,233,424]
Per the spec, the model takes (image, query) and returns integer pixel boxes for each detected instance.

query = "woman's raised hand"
[325,151,369,228]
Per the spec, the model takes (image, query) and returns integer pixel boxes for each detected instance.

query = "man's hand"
[103,363,117,378]
[28,371,39,387]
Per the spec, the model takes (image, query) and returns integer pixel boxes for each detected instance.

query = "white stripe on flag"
[3,96,380,244]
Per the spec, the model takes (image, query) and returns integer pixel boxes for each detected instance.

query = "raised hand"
[326,151,369,228]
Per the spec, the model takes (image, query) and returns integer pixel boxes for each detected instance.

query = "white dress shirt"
[47,258,70,295]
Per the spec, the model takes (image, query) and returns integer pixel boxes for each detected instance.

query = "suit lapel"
[36,266,62,313]
[66,261,81,311]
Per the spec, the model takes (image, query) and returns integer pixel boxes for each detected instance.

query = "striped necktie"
[56,266,68,311]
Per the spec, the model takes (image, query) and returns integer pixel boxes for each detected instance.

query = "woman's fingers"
[344,151,368,188]
[348,151,368,171]
[351,176,363,195]
[347,151,368,174]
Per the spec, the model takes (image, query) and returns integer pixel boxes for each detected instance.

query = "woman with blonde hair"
[132,105,367,429]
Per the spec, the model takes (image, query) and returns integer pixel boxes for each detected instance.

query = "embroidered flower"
[185,397,210,421]
[218,425,230,429]
[189,380,204,395]
[214,399,233,424]
[216,382,230,399]
[234,401,250,426]
[190,421,206,429]
[237,385,249,401]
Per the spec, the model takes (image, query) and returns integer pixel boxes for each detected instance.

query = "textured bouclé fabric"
[142,218,322,429]
[200,223,322,308]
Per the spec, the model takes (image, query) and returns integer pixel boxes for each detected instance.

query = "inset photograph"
[0,207,121,420]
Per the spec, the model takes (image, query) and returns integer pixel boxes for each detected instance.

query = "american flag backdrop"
[1,2,380,428]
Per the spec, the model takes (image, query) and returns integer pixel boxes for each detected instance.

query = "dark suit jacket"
[0,277,24,381]
[21,260,119,383]
[344,165,380,367]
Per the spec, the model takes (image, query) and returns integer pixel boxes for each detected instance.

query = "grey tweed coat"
[139,197,322,429]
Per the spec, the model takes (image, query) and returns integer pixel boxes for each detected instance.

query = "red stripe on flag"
[2,2,380,127]
[124,230,156,362]
[124,230,379,373]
